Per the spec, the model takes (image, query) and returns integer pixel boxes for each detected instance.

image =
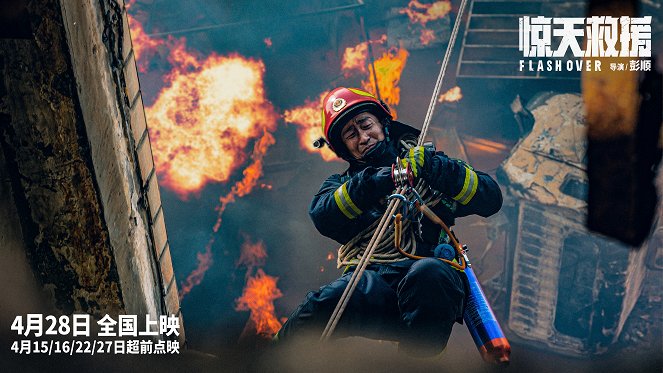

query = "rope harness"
[337,139,442,266]
[320,0,471,342]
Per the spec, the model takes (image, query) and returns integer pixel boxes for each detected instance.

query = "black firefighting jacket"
[309,122,502,255]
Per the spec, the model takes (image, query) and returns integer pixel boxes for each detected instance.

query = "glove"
[372,166,397,195]
[400,146,432,178]
[358,166,396,200]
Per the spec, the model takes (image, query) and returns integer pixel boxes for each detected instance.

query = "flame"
[126,14,164,73]
[235,235,283,338]
[341,42,368,75]
[341,34,388,76]
[362,48,409,112]
[179,131,275,300]
[420,28,436,46]
[400,1,451,48]
[237,235,267,272]
[326,251,335,261]
[400,0,452,26]
[177,248,214,301]
[284,93,338,162]
[287,42,409,162]
[146,48,277,199]
[438,86,463,103]
[210,132,274,240]
[235,268,283,337]
[128,4,280,308]
[127,4,277,199]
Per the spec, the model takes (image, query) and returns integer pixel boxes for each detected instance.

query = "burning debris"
[235,237,283,338]
[399,0,452,26]
[438,86,463,103]
[395,0,453,48]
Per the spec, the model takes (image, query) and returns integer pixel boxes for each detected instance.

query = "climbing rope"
[418,0,469,148]
[336,139,441,266]
[320,0,472,342]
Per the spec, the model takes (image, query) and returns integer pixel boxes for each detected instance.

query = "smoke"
[178,131,275,300]
[122,1,663,370]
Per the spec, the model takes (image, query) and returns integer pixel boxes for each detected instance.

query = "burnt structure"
[495,93,661,356]
[0,0,183,341]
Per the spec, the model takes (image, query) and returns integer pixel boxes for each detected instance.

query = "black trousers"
[276,258,467,356]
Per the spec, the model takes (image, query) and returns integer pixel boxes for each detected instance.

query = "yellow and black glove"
[401,146,433,178]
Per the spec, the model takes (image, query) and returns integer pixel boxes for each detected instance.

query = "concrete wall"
[0,0,182,341]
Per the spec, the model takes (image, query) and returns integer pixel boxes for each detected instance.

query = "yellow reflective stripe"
[407,147,425,176]
[461,171,479,205]
[453,168,470,201]
[333,183,362,219]
[341,183,362,216]
[416,147,424,168]
[334,189,354,219]
[347,88,375,98]
[409,148,418,176]
[321,108,326,133]
[453,167,478,205]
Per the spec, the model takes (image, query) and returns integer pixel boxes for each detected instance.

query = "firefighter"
[276,87,502,357]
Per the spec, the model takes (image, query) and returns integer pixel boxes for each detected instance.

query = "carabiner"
[387,193,409,217]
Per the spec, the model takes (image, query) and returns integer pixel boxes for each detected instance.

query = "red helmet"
[320,87,392,155]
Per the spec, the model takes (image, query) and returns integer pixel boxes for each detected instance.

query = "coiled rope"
[336,139,442,267]
[320,0,471,342]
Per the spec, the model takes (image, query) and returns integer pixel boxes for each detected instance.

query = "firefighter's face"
[341,112,385,160]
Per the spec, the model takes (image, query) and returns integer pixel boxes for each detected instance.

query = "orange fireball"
[147,50,278,199]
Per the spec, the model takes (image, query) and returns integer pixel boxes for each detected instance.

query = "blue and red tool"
[462,256,511,365]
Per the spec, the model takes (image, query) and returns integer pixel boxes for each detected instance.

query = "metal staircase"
[456,0,586,80]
